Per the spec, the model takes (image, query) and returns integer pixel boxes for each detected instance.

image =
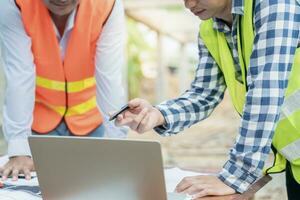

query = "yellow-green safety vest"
[200,0,300,183]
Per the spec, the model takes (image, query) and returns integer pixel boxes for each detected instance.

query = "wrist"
[154,107,166,127]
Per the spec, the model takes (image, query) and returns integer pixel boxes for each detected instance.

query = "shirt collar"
[212,0,245,33]
[232,0,245,15]
[52,8,77,39]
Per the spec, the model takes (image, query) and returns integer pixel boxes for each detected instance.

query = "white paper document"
[0,190,41,200]
[165,167,212,200]
[0,181,41,200]
[164,167,210,193]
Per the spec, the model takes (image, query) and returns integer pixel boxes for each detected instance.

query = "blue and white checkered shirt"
[155,0,300,193]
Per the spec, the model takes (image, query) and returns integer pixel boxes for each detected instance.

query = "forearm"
[2,74,35,157]
[155,85,225,135]
[219,87,284,193]
[155,36,226,135]
[2,75,35,157]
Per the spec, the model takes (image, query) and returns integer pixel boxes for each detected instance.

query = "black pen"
[109,104,130,121]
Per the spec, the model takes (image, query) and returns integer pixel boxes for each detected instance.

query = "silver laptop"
[28,136,188,200]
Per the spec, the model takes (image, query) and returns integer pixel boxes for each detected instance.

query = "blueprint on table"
[0,184,42,199]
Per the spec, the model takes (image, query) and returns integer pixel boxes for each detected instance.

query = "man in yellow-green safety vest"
[114,0,300,199]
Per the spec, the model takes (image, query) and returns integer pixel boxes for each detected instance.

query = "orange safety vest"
[15,0,115,135]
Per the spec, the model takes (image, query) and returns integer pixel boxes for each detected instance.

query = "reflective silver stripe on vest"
[279,139,300,162]
[280,90,300,121]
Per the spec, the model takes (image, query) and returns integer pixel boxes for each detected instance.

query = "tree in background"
[126,18,152,99]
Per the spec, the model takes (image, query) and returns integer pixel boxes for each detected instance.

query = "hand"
[0,156,35,181]
[112,98,166,133]
[175,175,236,199]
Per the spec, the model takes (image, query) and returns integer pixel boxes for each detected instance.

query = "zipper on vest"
[63,61,68,117]
[64,78,68,116]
